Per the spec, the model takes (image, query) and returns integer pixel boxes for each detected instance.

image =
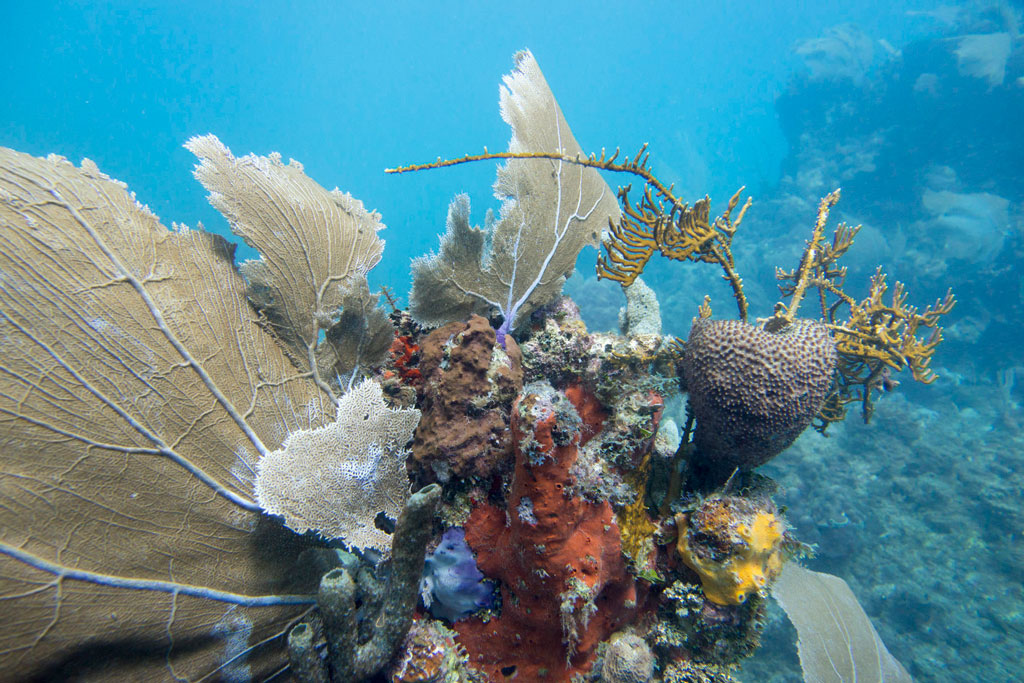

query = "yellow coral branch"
[617,455,658,577]
[761,190,956,431]
[815,268,955,429]
[765,190,842,331]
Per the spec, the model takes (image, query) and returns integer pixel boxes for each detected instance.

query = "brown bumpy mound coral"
[411,315,523,482]
[682,317,837,477]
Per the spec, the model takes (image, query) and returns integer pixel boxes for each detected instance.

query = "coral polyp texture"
[682,317,838,476]
[675,496,788,606]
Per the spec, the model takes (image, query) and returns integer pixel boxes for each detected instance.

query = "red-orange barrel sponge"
[674,495,787,605]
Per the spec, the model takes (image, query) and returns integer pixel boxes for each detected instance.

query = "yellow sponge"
[675,497,786,605]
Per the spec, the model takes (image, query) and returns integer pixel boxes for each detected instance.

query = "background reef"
[3,2,1023,682]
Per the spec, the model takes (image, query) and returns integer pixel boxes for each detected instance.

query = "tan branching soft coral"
[767,190,956,429]
[822,268,956,426]
[674,496,787,606]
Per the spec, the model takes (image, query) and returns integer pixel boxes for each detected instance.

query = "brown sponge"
[411,315,523,482]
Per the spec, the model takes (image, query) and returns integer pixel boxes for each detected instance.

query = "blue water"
[4,1,1022,681]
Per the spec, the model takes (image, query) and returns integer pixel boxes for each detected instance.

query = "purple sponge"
[420,527,496,622]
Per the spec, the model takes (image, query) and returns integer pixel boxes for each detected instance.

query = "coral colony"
[0,50,952,682]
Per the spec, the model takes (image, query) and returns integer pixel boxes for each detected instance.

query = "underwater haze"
[3,1,1023,682]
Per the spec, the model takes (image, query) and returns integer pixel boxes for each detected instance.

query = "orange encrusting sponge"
[675,500,786,605]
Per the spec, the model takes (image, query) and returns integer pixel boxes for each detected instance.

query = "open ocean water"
[3,2,1022,681]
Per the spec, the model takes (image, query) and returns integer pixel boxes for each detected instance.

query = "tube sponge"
[420,528,496,622]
